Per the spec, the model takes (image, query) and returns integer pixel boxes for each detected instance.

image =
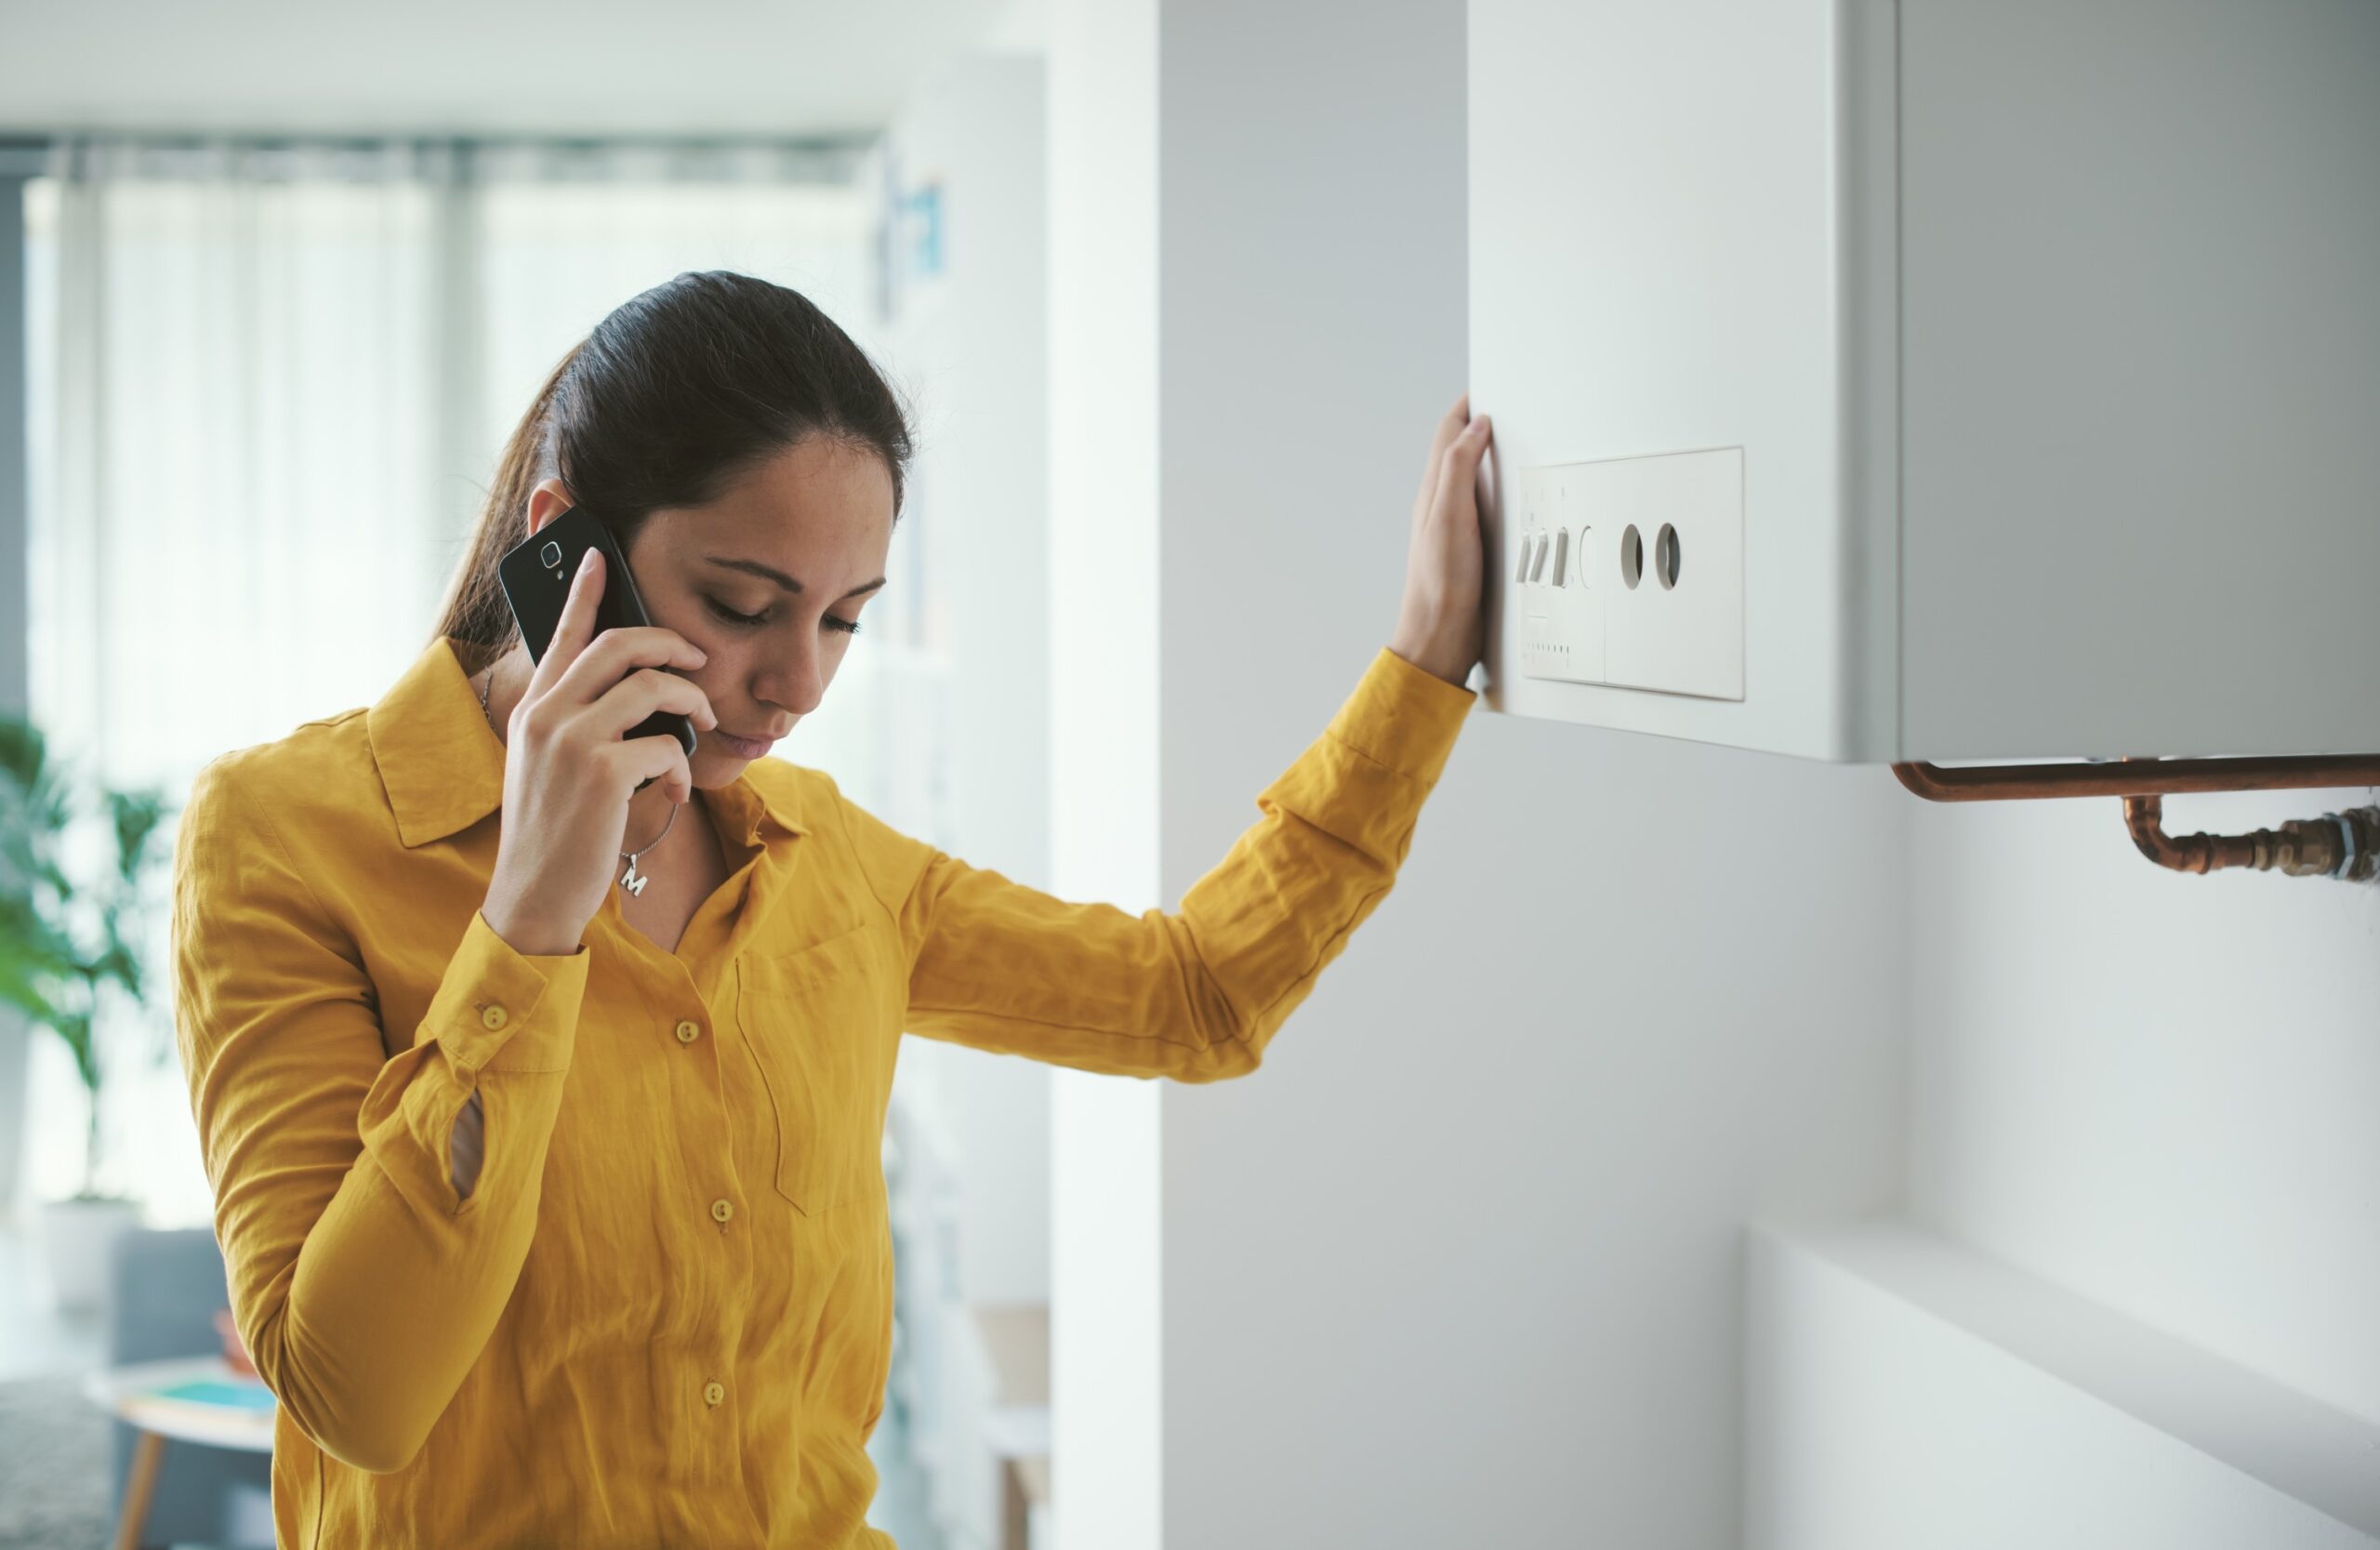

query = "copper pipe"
[2123,794,2380,881]
[1891,754,2380,801]
[1891,756,2380,881]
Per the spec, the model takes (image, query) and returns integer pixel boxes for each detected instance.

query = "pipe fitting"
[2123,799,2380,881]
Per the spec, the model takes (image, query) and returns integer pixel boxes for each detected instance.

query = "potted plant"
[0,714,172,1309]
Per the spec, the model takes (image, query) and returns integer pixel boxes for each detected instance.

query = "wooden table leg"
[110,1428,166,1550]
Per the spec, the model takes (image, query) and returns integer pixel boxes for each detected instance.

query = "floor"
[0,1220,948,1550]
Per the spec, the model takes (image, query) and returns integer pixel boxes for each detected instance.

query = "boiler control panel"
[1507,447,1744,702]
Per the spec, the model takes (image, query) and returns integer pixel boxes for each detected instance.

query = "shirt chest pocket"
[735,925,899,1216]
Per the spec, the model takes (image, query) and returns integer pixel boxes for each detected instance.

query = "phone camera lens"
[540,539,563,570]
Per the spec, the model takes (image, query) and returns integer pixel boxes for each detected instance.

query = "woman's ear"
[525,476,578,535]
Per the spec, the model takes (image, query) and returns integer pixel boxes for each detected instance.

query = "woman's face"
[534,433,896,785]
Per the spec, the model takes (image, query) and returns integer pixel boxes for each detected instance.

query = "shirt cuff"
[1325,647,1478,788]
[428,909,592,1077]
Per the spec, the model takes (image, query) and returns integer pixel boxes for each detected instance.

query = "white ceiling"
[0,0,1028,140]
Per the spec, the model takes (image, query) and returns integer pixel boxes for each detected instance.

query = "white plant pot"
[37,1195,145,1312]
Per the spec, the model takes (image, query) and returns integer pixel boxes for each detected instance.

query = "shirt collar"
[365,635,810,851]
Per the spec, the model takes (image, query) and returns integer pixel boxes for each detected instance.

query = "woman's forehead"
[652,439,894,579]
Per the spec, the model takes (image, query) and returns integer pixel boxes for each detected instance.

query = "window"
[19,138,942,1225]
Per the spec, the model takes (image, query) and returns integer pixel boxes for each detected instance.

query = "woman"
[171,270,1488,1548]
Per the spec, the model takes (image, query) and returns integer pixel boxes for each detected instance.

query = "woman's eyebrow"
[704,554,888,600]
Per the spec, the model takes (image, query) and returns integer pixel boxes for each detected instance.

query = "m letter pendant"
[621,854,651,897]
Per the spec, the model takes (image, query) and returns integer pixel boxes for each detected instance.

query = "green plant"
[0,714,172,1202]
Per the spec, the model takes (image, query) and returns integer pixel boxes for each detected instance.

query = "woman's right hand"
[479,548,720,957]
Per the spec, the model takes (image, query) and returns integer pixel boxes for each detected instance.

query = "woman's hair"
[430,270,914,673]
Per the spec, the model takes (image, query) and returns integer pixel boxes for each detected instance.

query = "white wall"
[1050,2,2380,1544]
[1160,718,1906,1550]
[1742,788,2380,1547]
[1909,788,2380,1424]
[880,50,1054,1310]
[1047,1,1907,1545]
[1045,0,1163,1544]
[1747,1221,2380,1550]
[1461,0,2380,1539]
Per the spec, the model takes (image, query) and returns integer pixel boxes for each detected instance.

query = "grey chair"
[106,1227,273,1549]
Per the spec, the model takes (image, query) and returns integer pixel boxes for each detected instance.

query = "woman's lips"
[713,729,776,760]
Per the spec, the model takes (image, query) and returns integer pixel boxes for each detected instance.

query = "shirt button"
[704,1380,726,1407]
[481,1005,509,1030]
[674,1019,701,1044]
[710,1198,734,1225]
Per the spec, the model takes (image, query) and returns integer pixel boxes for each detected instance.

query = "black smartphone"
[495,507,698,776]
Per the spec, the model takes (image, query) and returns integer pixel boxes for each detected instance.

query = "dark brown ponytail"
[430,342,584,676]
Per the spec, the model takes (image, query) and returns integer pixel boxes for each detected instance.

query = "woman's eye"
[705,598,768,629]
[707,597,861,636]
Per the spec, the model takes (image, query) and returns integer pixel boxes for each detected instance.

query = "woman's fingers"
[1414,393,1473,522]
[581,666,717,742]
[554,627,708,714]
[1430,412,1493,526]
[530,546,604,699]
[1390,404,1493,685]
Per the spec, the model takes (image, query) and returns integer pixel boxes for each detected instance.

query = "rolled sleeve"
[429,910,590,1076]
[1330,647,1478,785]
[1257,647,1475,868]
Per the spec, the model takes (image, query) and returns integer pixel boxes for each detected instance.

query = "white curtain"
[20,135,903,1226]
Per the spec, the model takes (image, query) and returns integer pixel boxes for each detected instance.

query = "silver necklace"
[480,664,677,897]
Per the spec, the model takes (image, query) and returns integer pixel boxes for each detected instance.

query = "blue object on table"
[146,1378,277,1412]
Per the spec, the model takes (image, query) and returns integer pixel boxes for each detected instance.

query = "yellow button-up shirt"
[170,633,1473,1548]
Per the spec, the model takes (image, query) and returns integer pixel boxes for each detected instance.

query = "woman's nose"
[758,652,823,719]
